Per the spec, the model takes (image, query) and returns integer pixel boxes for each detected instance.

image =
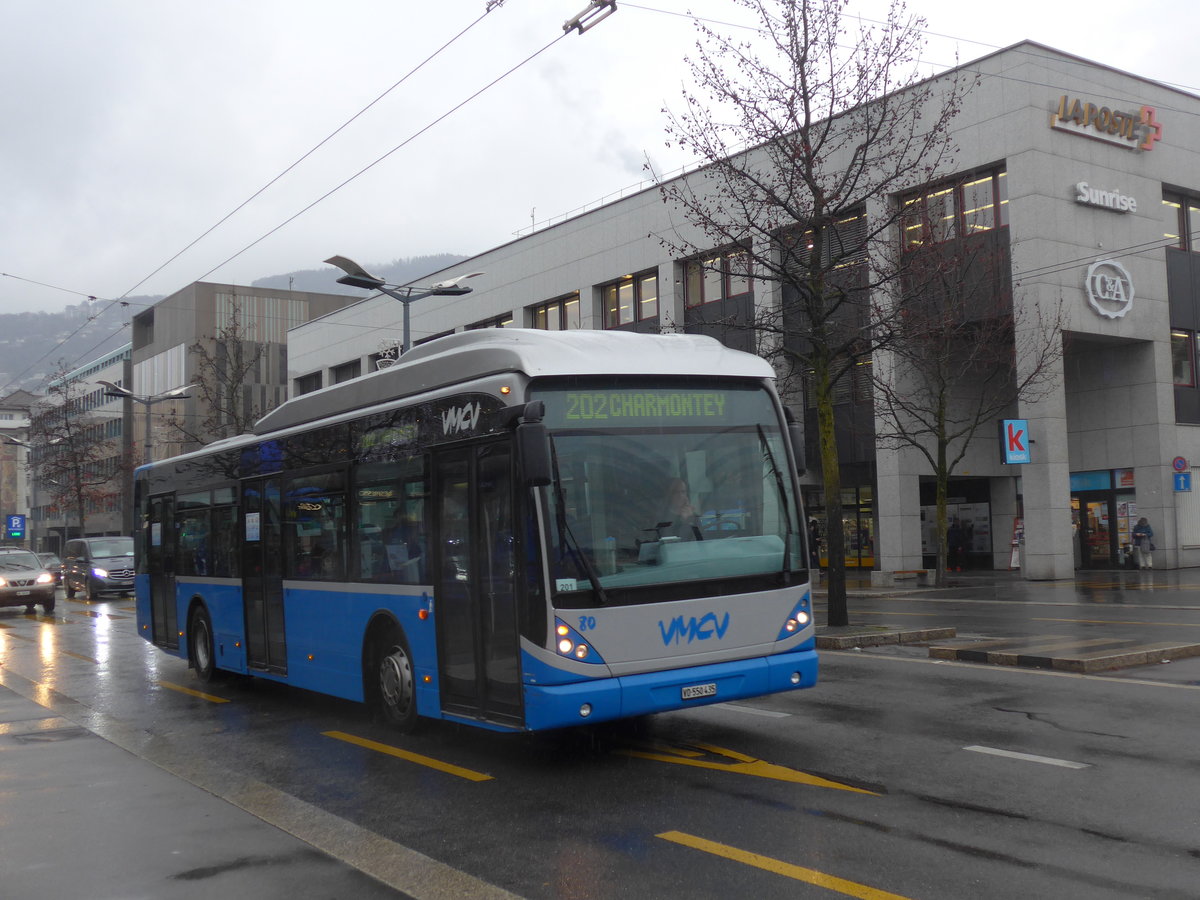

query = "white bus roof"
[256,328,773,436]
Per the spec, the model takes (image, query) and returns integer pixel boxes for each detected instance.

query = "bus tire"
[189,606,218,683]
[373,629,419,732]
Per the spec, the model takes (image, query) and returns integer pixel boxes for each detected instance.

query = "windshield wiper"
[757,424,795,581]
[548,437,610,606]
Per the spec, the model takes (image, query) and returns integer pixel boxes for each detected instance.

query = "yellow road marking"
[322,730,493,782]
[658,831,912,900]
[157,680,230,703]
[620,741,877,795]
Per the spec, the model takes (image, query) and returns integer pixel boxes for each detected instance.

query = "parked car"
[0,547,57,614]
[63,536,135,601]
[37,553,63,585]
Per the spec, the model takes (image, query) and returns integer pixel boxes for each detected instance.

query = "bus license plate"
[681,682,717,700]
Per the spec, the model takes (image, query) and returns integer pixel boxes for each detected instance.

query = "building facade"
[287,42,1200,579]
[127,282,361,459]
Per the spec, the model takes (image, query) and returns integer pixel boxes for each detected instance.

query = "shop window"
[602,271,658,327]
[901,169,1008,251]
[531,294,581,330]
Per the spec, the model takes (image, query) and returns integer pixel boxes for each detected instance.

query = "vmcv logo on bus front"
[658,611,731,646]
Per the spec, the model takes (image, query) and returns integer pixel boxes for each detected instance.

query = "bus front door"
[434,443,522,726]
[242,478,287,674]
[147,494,178,648]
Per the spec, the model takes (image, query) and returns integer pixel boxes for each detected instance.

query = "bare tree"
[652,0,973,625]
[172,299,269,444]
[872,237,1065,586]
[29,364,122,538]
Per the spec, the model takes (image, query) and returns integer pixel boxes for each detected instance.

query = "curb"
[816,626,957,650]
[928,639,1200,673]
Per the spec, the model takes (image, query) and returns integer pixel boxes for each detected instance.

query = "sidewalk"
[0,680,407,900]
[811,566,1200,675]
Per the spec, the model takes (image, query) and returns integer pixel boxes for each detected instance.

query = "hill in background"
[0,254,468,394]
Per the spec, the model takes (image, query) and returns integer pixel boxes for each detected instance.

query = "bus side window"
[285,471,347,581]
[353,456,427,585]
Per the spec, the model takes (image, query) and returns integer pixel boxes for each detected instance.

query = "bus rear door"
[242,478,287,674]
[147,494,178,648]
[433,442,522,726]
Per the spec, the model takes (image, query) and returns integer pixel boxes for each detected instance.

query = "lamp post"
[97,381,196,466]
[324,256,483,354]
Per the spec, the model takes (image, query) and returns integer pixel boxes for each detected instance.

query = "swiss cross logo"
[1001,419,1031,465]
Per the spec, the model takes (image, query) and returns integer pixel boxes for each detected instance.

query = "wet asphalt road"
[2,575,1200,899]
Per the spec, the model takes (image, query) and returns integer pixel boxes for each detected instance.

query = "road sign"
[1175,472,1192,492]
[1173,456,1189,473]
[6,514,25,540]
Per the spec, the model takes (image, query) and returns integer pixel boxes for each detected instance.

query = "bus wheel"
[190,607,217,682]
[375,633,418,732]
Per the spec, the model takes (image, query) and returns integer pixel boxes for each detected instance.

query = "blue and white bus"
[135,329,817,732]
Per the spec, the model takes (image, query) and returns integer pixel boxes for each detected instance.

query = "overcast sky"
[2,0,1196,316]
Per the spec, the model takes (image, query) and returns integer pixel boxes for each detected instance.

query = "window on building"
[683,250,753,308]
[467,312,514,330]
[532,294,581,330]
[294,372,322,395]
[331,360,361,385]
[1173,330,1196,386]
[1163,192,1200,251]
[901,169,1008,250]
[601,271,658,327]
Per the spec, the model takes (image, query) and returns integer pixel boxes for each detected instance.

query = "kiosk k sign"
[1001,419,1031,464]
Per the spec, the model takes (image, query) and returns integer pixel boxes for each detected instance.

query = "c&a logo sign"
[1084,260,1135,319]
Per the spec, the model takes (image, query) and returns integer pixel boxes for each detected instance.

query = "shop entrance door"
[1076,496,1115,569]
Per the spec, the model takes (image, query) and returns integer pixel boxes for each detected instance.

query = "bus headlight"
[776,594,814,641]
[553,618,606,664]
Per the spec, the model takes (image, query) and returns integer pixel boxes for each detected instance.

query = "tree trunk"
[816,366,848,626]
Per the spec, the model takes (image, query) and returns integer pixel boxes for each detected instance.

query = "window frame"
[683,249,753,308]
[531,294,582,331]
[901,168,1008,252]
[601,270,659,328]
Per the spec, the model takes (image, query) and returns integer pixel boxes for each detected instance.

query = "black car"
[0,547,57,614]
[63,537,135,601]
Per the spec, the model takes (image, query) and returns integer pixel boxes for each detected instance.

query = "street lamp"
[324,255,484,355]
[98,381,196,466]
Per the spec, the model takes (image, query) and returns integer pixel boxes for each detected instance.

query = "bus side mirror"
[517,422,552,487]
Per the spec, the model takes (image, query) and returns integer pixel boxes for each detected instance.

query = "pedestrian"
[808,517,821,567]
[1132,517,1154,569]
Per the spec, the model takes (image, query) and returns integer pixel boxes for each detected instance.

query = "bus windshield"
[532,381,802,604]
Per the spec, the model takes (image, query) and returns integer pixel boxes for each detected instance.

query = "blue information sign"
[1000,419,1031,465]
[6,514,25,539]
[1175,472,1192,492]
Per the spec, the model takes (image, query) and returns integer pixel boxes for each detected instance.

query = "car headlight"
[92,567,109,578]
[36,573,53,585]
